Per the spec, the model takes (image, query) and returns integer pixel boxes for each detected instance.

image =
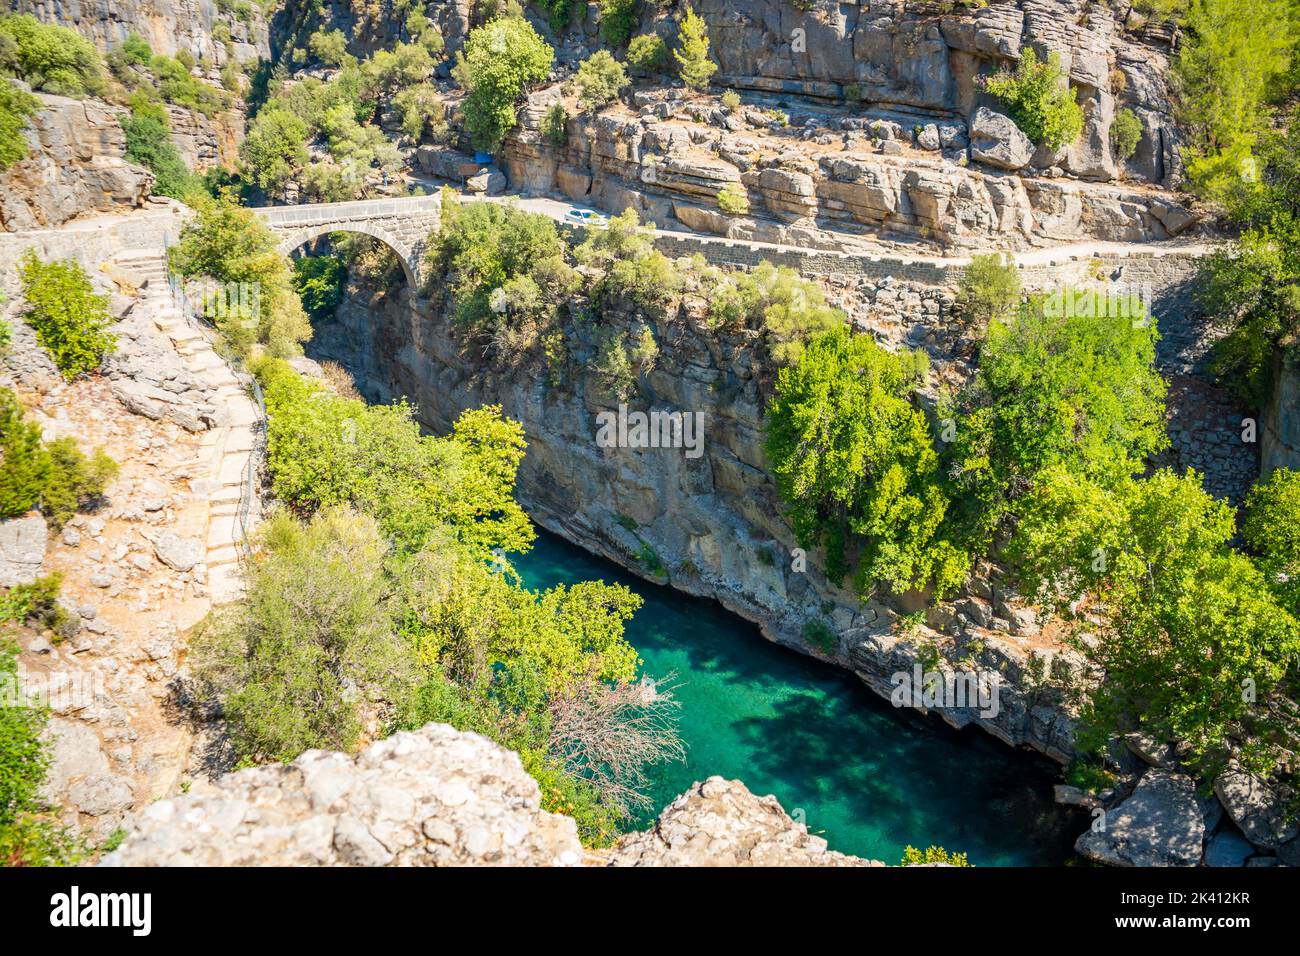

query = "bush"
[0,14,103,97]
[18,251,116,380]
[901,845,971,867]
[1110,107,1143,162]
[716,181,749,215]
[39,438,117,530]
[721,89,740,111]
[456,17,554,152]
[765,325,970,597]
[291,255,347,321]
[238,106,309,199]
[0,388,47,519]
[0,80,38,171]
[981,48,1083,150]
[575,208,682,308]
[575,50,628,112]
[626,34,668,75]
[149,53,225,117]
[674,7,716,91]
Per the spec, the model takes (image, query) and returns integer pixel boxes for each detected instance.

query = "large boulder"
[0,514,48,587]
[1075,770,1205,867]
[152,532,205,573]
[1214,771,1299,849]
[969,107,1035,170]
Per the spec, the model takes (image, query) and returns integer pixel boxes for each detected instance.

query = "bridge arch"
[278,221,418,287]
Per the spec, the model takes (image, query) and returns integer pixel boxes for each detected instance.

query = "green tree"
[0,388,48,519]
[598,0,640,47]
[674,7,716,91]
[308,29,350,67]
[456,17,554,152]
[239,106,310,199]
[38,438,117,530]
[291,255,347,321]
[981,48,1084,150]
[764,325,969,597]
[716,181,749,215]
[945,297,1167,549]
[1174,0,1298,200]
[575,50,628,111]
[121,96,202,199]
[1110,107,1143,162]
[1010,467,1300,774]
[955,252,1020,328]
[1242,467,1300,614]
[18,251,117,380]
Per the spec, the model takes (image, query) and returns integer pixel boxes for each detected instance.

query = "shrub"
[626,34,668,75]
[575,208,682,308]
[0,80,38,171]
[0,14,103,96]
[981,48,1083,150]
[721,89,740,111]
[17,251,116,380]
[149,53,224,116]
[674,7,716,91]
[457,17,554,152]
[765,325,970,598]
[39,438,117,530]
[291,255,347,321]
[575,50,628,112]
[541,102,567,146]
[901,845,971,867]
[1110,107,1143,162]
[955,252,1020,328]
[716,181,749,215]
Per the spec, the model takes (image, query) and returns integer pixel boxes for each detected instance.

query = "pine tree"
[674,8,716,91]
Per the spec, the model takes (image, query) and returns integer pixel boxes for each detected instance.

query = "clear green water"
[512,528,1084,866]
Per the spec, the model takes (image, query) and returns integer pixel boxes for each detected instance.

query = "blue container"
[474,151,494,165]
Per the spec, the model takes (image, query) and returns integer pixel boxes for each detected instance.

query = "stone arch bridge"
[253,195,442,287]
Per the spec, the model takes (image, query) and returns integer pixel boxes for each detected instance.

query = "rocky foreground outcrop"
[102,723,878,866]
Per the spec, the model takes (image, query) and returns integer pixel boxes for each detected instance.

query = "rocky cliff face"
[0,93,154,232]
[102,722,879,866]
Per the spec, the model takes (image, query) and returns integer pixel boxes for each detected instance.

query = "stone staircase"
[113,250,262,606]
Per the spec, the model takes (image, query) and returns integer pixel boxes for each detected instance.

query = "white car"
[565,208,608,228]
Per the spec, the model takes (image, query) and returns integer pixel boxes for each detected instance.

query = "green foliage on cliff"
[943,297,1167,551]
[455,17,554,152]
[764,325,970,598]
[981,48,1083,151]
[626,34,668,75]
[955,253,1020,329]
[0,643,86,865]
[0,79,37,171]
[17,251,117,380]
[168,193,312,358]
[0,13,103,97]
[1010,467,1300,776]
[575,207,681,307]
[239,106,309,200]
[598,0,640,48]
[674,7,716,91]
[1110,107,1143,162]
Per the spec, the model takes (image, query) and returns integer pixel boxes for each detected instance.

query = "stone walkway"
[113,251,261,605]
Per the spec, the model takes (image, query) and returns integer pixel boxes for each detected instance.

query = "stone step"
[207,544,240,569]
[207,563,245,605]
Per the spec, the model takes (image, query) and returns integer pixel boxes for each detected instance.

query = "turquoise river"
[512,528,1085,866]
